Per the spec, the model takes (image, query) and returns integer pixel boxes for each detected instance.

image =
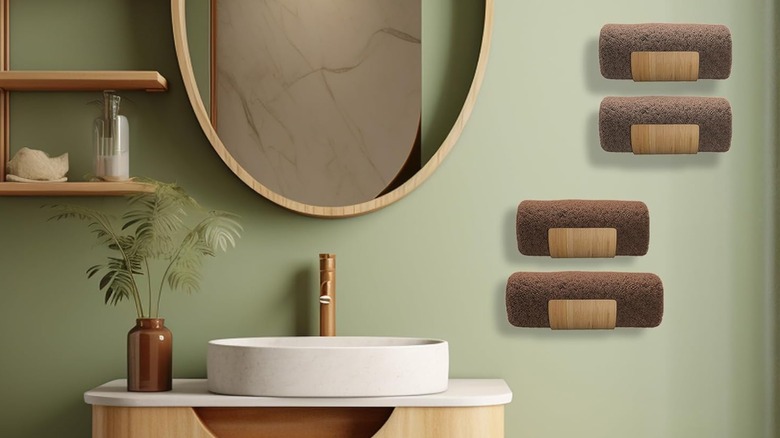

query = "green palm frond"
[122,181,197,258]
[48,180,241,319]
[200,212,242,253]
[162,211,242,296]
[165,238,207,294]
[47,205,119,248]
[87,257,139,305]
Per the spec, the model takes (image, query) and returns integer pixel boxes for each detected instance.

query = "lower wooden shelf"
[0,181,154,196]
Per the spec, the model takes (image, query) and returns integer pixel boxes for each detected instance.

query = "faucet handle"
[319,254,336,336]
[319,281,333,304]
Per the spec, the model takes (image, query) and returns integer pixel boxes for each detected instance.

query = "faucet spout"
[319,253,336,336]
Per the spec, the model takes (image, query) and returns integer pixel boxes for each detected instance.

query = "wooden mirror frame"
[171,0,494,217]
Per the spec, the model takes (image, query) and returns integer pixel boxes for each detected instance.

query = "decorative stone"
[6,147,68,182]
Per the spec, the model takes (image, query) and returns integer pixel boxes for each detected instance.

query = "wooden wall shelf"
[0,70,168,92]
[0,181,155,196]
[0,0,168,196]
[0,70,168,194]
[0,4,167,196]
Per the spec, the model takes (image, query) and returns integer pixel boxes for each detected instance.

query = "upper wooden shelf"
[0,71,168,92]
[0,181,155,196]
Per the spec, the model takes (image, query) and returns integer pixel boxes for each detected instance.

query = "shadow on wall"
[774,3,780,435]
[581,36,718,95]
[490,35,729,340]
[289,266,315,336]
[501,207,640,268]
[581,37,722,170]
[497,208,643,339]
[12,400,90,438]
[583,111,721,170]
[421,0,484,163]
[493,278,643,340]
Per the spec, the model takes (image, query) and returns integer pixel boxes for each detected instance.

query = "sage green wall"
[0,0,773,437]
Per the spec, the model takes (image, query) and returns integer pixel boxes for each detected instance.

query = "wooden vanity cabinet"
[86,379,511,438]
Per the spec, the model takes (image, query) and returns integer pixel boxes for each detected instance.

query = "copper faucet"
[319,254,336,336]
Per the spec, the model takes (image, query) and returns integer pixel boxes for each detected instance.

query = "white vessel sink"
[207,337,449,397]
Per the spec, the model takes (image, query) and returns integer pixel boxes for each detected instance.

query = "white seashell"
[6,147,69,181]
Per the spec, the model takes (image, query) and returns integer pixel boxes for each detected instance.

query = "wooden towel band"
[548,299,617,330]
[548,228,617,258]
[631,51,700,81]
[630,124,700,154]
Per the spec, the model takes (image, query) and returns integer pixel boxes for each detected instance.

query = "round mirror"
[172,0,493,217]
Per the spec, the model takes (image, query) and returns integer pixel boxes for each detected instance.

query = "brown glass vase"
[127,318,172,392]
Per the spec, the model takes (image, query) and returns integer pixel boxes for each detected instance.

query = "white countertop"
[85,379,512,408]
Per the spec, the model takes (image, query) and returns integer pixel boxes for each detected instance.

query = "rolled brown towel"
[599,96,732,153]
[505,271,664,328]
[599,23,732,80]
[516,200,649,257]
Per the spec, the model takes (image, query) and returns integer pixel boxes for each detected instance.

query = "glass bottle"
[94,91,129,181]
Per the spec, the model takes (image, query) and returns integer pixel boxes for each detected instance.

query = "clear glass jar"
[94,91,129,181]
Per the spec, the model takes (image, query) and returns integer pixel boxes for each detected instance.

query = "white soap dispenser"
[94,91,129,181]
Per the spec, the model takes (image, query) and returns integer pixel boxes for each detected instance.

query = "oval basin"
[207,337,449,397]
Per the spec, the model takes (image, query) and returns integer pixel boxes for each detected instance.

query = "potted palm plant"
[49,180,241,392]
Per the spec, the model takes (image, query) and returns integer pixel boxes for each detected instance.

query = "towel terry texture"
[599,23,732,79]
[505,271,664,328]
[516,200,649,256]
[599,96,732,152]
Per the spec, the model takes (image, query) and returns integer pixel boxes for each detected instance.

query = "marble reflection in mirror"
[214,1,420,206]
[182,0,486,214]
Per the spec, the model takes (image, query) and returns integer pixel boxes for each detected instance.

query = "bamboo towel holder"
[548,299,617,330]
[548,228,617,258]
[516,200,649,257]
[630,124,700,154]
[631,51,700,81]
[506,272,663,328]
